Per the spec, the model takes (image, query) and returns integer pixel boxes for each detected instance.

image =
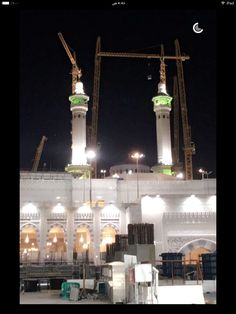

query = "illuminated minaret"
[152,56,173,175]
[65,77,90,176]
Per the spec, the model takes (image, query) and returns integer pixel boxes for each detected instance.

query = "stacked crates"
[160,252,183,278]
[23,279,40,292]
[106,234,128,262]
[128,223,154,245]
[115,234,128,251]
[50,278,65,289]
[201,253,216,280]
[106,243,116,262]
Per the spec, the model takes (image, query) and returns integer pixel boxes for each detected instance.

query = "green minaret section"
[65,164,91,178]
[152,93,173,176]
[152,94,172,108]
[152,164,173,176]
[69,94,89,109]
[65,93,89,178]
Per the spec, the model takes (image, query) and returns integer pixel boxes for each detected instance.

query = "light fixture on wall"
[82,243,88,250]
[53,234,58,243]
[25,234,29,244]
[79,234,84,243]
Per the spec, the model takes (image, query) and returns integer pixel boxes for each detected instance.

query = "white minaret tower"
[65,79,90,176]
[152,57,173,175]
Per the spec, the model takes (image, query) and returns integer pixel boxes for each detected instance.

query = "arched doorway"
[46,226,67,261]
[179,238,216,263]
[178,238,216,278]
[184,247,211,264]
[100,226,117,262]
[20,225,39,263]
[74,226,91,263]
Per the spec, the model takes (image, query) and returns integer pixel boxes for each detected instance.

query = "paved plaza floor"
[20,290,111,304]
[20,289,216,304]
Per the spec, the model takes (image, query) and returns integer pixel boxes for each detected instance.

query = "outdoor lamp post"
[198,168,213,194]
[199,168,213,180]
[100,169,106,178]
[198,168,205,180]
[131,152,144,199]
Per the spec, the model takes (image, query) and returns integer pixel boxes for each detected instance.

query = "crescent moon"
[193,22,203,34]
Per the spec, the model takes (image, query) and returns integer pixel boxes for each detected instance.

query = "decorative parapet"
[167,237,195,252]
[100,212,120,219]
[163,212,216,224]
[20,171,72,181]
[74,212,93,220]
[167,236,216,253]
[20,212,40,220]
[47,212,67,220]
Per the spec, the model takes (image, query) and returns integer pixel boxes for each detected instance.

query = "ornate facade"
[20,171,216,264]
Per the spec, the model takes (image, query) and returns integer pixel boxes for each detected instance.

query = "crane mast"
[91,38,190,178]
[31,136,47,172]
[90,37,101,178]
[175,39,195,180]
[160,44,166,84]
[58,32,82,94]
[172,75,180,166]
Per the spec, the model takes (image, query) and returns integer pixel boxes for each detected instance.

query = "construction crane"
[175,39,195,180]
[90,38,190,178]
[31,136,48,172]
[58,33,101,178]
[172,75,180,167]
[58,32,82,94]
[89,37,101,178]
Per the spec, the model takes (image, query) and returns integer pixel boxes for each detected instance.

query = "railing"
[48,212,67,220]
[20,262,99,283]
[155,258,203,285]
[163,212,216,224]
[20,213,40,220]
[20,171,72,180]
[75,212,93,219]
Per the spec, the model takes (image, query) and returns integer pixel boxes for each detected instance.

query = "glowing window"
[22,203,37,214]
[52,203,65,213]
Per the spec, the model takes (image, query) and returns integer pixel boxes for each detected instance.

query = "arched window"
[20,225,39,263]
[74,226,91,263]
[46,226,67,261]
[100,226,117,253]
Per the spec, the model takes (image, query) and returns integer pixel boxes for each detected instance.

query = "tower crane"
[91,38,191,178]
[31,136,48,172]
[89,37,101,178]
[58,32,82,94]
[172,75,180,167]
[175,39,195,180]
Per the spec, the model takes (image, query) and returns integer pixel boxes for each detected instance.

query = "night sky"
[19,6,216,178]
